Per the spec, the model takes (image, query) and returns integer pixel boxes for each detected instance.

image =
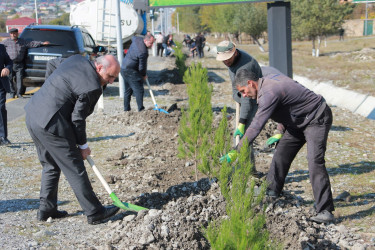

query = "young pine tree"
[178,63,213,181]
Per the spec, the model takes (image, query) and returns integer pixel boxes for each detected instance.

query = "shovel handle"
[86,155,113,195]
[145,78,157,106]
[235,102,240,145]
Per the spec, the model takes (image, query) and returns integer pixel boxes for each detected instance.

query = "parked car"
[20,24,104,87]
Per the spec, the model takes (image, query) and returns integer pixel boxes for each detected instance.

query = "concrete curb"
[294,75,375,120]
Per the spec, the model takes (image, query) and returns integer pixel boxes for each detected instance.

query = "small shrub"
[178,62,213,181]
[174,41,187,79]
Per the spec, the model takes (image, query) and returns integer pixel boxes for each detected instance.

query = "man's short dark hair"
[9,28,18,33]
[235,69,259,87]
[144,33,154,41]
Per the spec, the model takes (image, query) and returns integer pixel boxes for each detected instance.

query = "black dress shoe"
[37,209,68,221]
[87,205,120,225]
[0,137,11,145]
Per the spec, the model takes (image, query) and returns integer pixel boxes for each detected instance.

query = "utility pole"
[34,0,39,24]
[177,12,179,34]
[364,0,368,36]
[115,0,124,98]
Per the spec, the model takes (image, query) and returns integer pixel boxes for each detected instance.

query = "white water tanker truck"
[70,0,144,47]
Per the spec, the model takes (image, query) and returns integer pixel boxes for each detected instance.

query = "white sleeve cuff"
[78,143,88,149]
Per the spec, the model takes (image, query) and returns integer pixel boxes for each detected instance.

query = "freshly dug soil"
[0,53,374,250]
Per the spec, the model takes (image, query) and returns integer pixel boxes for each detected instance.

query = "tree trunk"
[324,35,327,47]
[312,38,316,57]
[251,35,265,53]
[317,36,321,57]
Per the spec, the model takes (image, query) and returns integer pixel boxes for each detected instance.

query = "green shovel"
[86,155,147,212]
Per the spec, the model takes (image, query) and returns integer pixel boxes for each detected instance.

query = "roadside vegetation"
[178,62,276,248]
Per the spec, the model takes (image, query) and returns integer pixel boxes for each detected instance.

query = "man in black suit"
[25,54,121,225]
[0,44,12,145]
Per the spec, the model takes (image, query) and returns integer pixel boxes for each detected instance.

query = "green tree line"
[172,0,354,56]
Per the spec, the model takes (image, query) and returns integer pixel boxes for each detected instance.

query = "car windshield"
[21,29,79,52]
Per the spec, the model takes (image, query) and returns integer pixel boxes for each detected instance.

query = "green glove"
[219,150,238,163]
[266,134,283,145]
[233,123,245,139]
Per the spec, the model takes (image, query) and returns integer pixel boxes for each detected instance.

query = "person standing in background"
[0,43,12,145]
[1,28,49,98]
[155,32,164,57]
[121,34,155,112]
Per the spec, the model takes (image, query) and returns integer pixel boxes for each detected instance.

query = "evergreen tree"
[291,0,354,57]
[178,63,213,181]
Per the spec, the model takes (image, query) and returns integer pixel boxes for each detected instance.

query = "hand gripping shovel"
[145,78,169,114]
[86,155,147,212]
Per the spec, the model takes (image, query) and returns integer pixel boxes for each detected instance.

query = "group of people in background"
[183,32,206,58]
[155,33,176,57]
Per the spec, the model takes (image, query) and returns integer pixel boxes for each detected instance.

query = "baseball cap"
[9,28,18,33]
[216,40,236,61]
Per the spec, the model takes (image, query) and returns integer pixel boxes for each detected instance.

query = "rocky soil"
[0,52,374,250]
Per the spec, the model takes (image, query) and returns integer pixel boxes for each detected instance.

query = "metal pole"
[365,1,368,36]
[160,9,164,34]
[152,13,156,56]
[34,0,39,24]
[177,12,179,34]
[115,0,124,98]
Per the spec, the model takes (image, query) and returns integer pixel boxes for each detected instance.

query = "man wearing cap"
[216,40,263,173]
[1,28,49,98]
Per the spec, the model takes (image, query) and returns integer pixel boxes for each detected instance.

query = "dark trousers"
[156,43,164,57]
[10,63,25,95]
[197,45,204,58]
[26,115,103,216]
[121,69,144,112]
[0,85,7,138]
[267,105,334,213]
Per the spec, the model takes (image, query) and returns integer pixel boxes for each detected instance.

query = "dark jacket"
[0,44,12,93]
[238,73,323,148]
[195,35,205,47]
[229,49,263,124]
[25,54,102,145]
[121,36,149,77]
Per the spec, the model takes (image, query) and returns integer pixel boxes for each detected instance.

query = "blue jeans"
[121,69,144,112]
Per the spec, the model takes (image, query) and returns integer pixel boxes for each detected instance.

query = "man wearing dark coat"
[25,54,121,225]
[1,28,49,98]
[0,44,12,145]
[121,34,154,112]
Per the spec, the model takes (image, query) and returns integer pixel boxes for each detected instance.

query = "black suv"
[20,24,103,87]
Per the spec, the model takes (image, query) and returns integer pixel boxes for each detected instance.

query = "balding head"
[95,55,120,86]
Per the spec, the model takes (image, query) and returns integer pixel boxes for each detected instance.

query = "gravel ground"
[0,53,374,249]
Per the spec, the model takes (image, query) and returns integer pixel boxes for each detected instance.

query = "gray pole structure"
[161,9,164,34]
[177,12,179,34]
[34,0,39,24]
[267,1,292,78]
[115,0,124,98]
[152,12,156,56]
[365,1,368,36]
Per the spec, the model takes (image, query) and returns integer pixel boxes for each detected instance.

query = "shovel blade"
[110,192,148,212]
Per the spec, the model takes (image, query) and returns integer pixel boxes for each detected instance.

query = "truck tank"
[70,0,144,46]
